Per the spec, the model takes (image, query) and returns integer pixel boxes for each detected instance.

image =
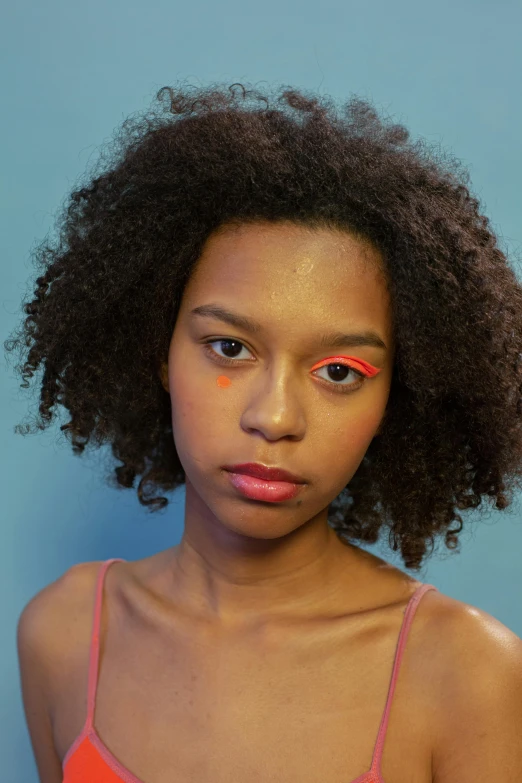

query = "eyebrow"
[189,304,388,351]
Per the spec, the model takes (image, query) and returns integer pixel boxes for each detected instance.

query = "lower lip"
[225,471,304,502]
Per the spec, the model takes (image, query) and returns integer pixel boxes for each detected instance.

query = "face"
[159,220,395,541]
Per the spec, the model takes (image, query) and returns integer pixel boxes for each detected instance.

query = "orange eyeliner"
[310,355,382,377]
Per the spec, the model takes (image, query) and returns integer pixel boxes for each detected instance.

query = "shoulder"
[18,560,105,641]
[417,590,522,781]
[418,588,522,676]
[16,561,112,779]
[17,561,106,706]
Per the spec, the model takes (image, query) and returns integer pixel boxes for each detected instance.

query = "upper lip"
[223,463,307,484]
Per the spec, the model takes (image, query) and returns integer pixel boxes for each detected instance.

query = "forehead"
[181,221,392,335]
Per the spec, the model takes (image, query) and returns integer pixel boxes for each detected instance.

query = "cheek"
[345,403,385,453]
[313,397,384,470]
[169,367,235,452]
[216,375,232,388]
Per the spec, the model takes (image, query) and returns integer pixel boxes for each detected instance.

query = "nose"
[239,359,306,441]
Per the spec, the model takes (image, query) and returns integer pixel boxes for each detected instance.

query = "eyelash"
[202,339,371,394]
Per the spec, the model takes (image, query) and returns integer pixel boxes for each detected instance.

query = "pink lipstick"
[222,463,307,502]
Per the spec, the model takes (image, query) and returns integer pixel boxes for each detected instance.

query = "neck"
[161,480,362,628]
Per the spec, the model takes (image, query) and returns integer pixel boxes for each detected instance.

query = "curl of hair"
[5,80,522,572]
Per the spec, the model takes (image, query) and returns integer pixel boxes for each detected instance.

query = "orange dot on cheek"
[216,375,232,388]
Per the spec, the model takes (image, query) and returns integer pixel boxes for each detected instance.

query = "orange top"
[62,558,438,783]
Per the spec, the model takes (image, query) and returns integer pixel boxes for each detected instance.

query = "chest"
[53,607,435,783]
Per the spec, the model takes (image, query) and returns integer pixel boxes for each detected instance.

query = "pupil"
[221,339,242,358]
[328,363,350,381]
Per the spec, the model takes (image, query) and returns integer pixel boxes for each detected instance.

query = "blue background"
[2,1,521,780]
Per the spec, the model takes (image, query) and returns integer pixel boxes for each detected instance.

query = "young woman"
[11,83,522,783]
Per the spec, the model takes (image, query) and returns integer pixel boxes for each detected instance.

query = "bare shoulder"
[16,561,105,783]
[415,588,521,674]
[18,560,104,642]
[17,561,106,706]
[415,589,522,782]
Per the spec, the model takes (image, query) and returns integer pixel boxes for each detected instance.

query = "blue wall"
[2,1,521,780]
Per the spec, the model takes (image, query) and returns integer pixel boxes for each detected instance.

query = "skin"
[21,220,521,783]
[157,219,398,630]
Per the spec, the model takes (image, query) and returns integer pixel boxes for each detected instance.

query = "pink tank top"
[62,557,438,783]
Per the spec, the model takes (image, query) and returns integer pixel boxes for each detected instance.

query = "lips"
[222,462,307,484]
[222,463,308,502]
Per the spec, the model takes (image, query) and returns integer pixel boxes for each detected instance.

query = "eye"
[203,338,254,364]
[312,361,366,391]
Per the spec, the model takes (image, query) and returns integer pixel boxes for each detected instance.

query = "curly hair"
[5,81,522,572]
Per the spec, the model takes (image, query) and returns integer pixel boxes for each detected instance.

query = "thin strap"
[85,558,127,730]
[370,583,438,778]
